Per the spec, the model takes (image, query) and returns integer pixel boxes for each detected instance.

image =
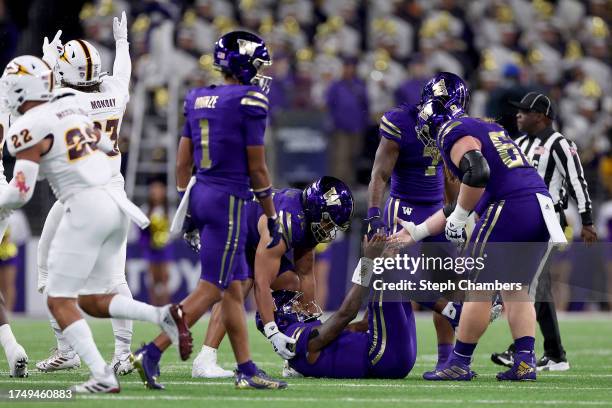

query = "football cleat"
[422,359,477,381]
[491,348,514,368]
[111,353,134,376]
[496,353,536,381]
[131,346,163,390]
[281,360,303,378]
[235,369,288,389]
[7,344,29,378]
[159,304,193,361]
[192,348,233,378]
[36,348,80,372]
[70,366,120,393]
[536,355,570,372]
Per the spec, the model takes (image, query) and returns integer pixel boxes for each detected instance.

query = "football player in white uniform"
[0,55,192,393]
[0,111,28,378]
[36,12,136,375]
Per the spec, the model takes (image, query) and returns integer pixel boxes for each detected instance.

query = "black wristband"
[443,201,457,218]
[580,211,593,226]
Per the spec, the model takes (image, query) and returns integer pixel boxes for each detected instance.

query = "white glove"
[113,11,128,42]
[445,205,470,246]
[264,322,296,360]
[42,30,63,65]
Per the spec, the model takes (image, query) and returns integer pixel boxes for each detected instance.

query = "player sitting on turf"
[254,233,419,379]
[0,55,191,393]
[395,74,566,381]
[191,177,353,378]
[35,11,138,377]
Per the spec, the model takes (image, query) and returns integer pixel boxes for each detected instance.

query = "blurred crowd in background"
[0,0,611,310]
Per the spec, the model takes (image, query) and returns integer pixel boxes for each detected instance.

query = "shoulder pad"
[437,119,466,153]
[239,86,269,118]
[6,112,48,156]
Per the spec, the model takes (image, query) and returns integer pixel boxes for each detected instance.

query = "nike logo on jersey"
[90,98,116,109]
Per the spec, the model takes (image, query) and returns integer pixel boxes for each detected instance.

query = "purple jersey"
[182,84,268,200]
[380,105,444,204]
[246,188,318,252]
[437,117,548,203]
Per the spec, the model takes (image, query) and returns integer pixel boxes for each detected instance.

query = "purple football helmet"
[302,176,354,243]
[420,72,470,112]
[416,98,458,146]
[255,290,322,335]
[213,31,272,93]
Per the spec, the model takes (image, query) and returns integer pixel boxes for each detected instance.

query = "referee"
[491,92,598,371]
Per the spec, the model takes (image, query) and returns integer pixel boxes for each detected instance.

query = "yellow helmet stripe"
[75,39,93,82]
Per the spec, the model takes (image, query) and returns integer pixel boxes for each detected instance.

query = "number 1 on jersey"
[199,119,211,169]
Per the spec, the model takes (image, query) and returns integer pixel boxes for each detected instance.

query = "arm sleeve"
[0,160,39,209]
[552,138,593,224]
[112,39,131,96]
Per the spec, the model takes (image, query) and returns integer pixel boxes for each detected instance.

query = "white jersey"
[7,94,112,202]
[51,38,131,187]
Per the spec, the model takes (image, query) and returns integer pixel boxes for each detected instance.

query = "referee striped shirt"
[515,126,593,225]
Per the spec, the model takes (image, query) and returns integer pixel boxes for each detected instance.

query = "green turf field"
[1,315,611,407]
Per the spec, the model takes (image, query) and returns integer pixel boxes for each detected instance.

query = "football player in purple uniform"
[255,233,418,379]
[365,73,467,376]
[395,73,564,381]
[132,31,286,390]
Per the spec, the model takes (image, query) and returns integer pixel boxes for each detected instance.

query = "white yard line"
[1,379,611,391]
[74,395,612,406]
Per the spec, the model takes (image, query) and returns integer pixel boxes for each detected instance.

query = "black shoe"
[536,355,570,372]
[491,348,514,368]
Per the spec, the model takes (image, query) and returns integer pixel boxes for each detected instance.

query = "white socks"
[108,295,161,325]
[0,324,18,352]
[63,319,107,378]
[44,292,73,354]
[111,283,134,356]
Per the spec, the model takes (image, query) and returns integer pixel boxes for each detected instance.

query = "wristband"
[450,204,470,223]
[351,257,375,287]
[254,185,272,199]
[367,207,381,219]
[263,321,280,339]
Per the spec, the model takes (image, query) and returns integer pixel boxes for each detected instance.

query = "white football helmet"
[55,39,102,87]
[0,55,54,116]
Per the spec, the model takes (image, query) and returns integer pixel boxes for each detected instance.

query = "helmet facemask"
[310,213,349,243]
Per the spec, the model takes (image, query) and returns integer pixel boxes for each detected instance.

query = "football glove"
[365,207,385,239]
[264,322,296,360]
[445,206,469,246]
[182,214,200,253]
[42,30,63,65]
[113,11,128,42]
[266,215,282,249]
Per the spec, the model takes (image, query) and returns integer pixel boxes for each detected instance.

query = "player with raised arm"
[34,12,137,376]
[192,177,353,378]
[365,72,467,376]
[132,31,287,390]
[0,111,28,378]
[254,233,418,379]
[394,73,565,381]
[0,55,192,393]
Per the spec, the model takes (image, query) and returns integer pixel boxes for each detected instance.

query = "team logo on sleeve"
[15,171,30,198]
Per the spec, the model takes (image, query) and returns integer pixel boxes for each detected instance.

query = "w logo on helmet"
[323,187,341,207]
[237,39,261,57]
[432,79,448,97]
